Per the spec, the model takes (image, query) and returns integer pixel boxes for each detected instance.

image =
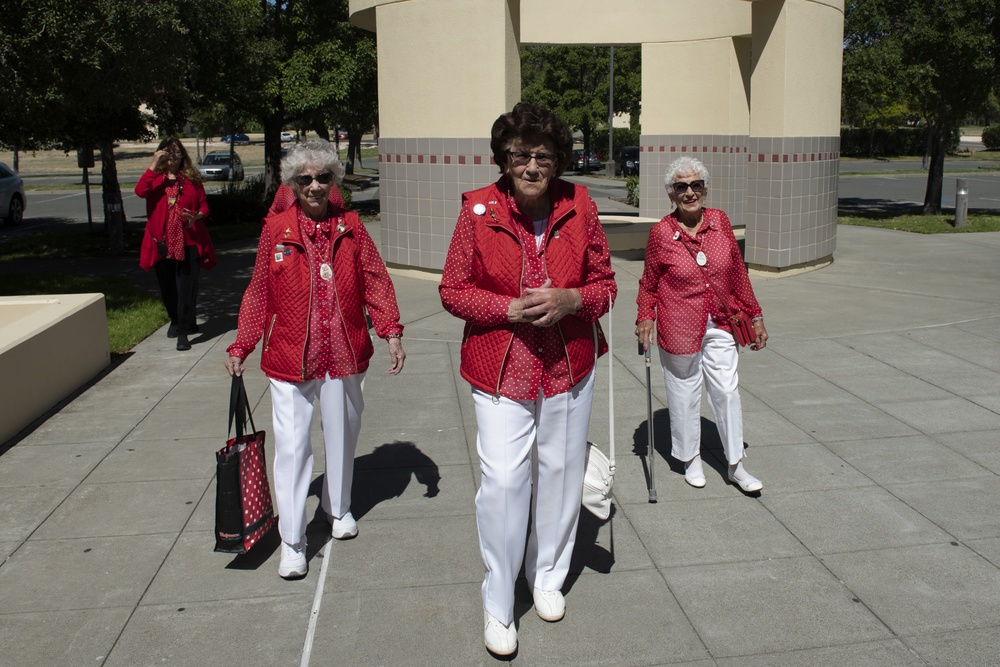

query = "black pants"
[154,246,201,335]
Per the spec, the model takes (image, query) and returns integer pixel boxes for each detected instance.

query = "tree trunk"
[100,141,126,252]
[12,144,19,172]
[263,114,284,201]
[922,123,948,215]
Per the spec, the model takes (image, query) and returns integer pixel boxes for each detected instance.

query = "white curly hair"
[663,156,710,190]
[281,139,346,187]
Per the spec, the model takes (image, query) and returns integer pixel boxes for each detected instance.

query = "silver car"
[0,162,26,225]
[198,152,245,181]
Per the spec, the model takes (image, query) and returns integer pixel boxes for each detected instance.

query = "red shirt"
[636,208,762,355]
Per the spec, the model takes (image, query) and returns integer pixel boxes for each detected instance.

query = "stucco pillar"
[639,36,751,225]
[374,0,521,270]
[747,0,844,270]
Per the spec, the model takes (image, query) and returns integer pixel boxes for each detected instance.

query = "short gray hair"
[281,139,346,187]
[664,156,710,190]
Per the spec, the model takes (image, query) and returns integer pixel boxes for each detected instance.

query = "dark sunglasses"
[294,172,334,187]
[507,150,556,168]
[671,180,706,194]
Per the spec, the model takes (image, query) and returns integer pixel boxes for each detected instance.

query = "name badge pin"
[274,252,284,262]
[319,263,333,281]
[472,203,486,216]
[696,251,707,266]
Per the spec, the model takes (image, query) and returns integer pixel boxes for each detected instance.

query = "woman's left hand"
[180,209,199,226]
[387,337,406,375]
[751,318,769,350]
[522,279,582,328]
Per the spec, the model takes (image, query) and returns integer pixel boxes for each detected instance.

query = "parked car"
[615,146,640,177]
[280,131,294,143]
[220,133,249,145]
[571,149,601,172]
[0,162,26,226]
[199,152,245,181]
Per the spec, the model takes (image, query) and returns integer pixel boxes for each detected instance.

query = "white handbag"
[582,296,615,520]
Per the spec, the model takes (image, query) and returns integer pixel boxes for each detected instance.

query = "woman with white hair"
[225,139,406,579]
[636,156,768,493]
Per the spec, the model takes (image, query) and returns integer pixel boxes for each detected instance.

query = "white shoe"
[684,456,706,488]
[331,512,359,540]
[278,541,307,579]
[532,588,566,622]
[484,610,517,656]
[728,463,763,493]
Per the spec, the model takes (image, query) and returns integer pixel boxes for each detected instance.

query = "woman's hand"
[521,279,582,327]
[387,337,406,375]
[180,209,201,226]
[225,356,244,376]
[751,318,769,351]
[149,150,168,171]
[636,319,655,352]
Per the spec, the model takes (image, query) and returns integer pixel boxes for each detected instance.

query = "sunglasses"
[671,180,706,194]
[294,172,335,187]
[507,150,556,168]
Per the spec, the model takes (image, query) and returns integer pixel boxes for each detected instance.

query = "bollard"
[955,178,968,227]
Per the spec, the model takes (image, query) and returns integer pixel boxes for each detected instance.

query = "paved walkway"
[2,216,1000,665]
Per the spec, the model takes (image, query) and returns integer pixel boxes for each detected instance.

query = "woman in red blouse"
[636,156,768,493]
[225,140,405,580]
[440,103,616,656]
[135,137,216,351]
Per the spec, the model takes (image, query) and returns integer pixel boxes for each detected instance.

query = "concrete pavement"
[2,209,1000,664]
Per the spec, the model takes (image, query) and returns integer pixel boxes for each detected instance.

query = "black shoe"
[176,334,191,351]
[167,324,179,338]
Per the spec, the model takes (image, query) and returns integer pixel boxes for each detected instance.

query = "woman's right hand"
[225,356,244,377]
[636,319,655,352]
[149,150,167,171]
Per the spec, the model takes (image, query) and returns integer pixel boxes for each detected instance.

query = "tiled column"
[373,0,520,271]
[639,38,751,224]
[747,0,844,270]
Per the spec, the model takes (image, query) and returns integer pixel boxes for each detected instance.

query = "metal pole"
[83,167,93,232]
[607,46,615,177]
[645,343,657,503]
[955,178,968,227]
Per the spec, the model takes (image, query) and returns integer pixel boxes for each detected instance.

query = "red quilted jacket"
[228,207,403,382]
[439,178,617,398]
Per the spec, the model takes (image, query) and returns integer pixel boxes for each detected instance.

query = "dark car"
[220,133,250,145]
[0,162,26,226]
[571,149,602,172]
[199,151,245,181]
[615,146,640,177]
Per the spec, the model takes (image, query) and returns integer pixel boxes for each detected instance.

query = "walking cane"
[644,342,658,503]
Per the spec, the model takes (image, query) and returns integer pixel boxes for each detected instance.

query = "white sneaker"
[278,541,307,579]
[532,588,566,622]
[483,610,517,656]
[331,512,359,540]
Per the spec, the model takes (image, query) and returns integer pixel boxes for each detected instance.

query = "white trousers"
[269,372,365,547]
[472,369,595,626]
[659,320,746,465]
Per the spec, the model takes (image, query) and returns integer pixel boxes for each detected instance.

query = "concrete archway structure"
[350,0,844,273]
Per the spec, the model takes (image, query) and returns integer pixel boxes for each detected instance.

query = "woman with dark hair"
[226,139,405,580]
[136,137,216,351]
[440,102,616,656]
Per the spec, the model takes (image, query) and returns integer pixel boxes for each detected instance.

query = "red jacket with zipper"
[439,178,616,399]
[227,206,403,382]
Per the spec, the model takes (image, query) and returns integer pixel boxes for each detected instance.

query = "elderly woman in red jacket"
[136,137,216,351]
[440,102,616,657]
[636,156,768,494]
[225,139,405,580]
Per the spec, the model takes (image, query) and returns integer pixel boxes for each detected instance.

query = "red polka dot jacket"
[440,178,617,400]
[636,208,763,355]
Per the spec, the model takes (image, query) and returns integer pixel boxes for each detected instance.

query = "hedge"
[982,125,1000,150]
[840,126,960,158]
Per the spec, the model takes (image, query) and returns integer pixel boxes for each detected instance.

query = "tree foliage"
[520,45,641,164]
[842,0,998,213]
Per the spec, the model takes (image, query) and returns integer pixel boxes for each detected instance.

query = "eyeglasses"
[507,150,556,168]
[671,180,706,194]
[294,172,334,187]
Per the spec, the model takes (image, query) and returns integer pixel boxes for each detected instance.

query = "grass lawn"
[838,211,1000,233]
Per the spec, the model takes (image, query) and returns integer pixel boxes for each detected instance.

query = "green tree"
[842,0,997,214]
[521,45,641,170]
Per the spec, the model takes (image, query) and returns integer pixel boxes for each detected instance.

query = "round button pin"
[473,203,486,216]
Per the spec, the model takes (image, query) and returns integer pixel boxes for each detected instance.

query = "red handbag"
[214,375,276,554]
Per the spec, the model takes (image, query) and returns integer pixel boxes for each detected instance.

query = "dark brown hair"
[156,136,202,182]
[490,102,573,177]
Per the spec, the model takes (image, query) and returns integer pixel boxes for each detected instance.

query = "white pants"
[472,369,595,626]
[659,320,745,465]
[269,372,365,547]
